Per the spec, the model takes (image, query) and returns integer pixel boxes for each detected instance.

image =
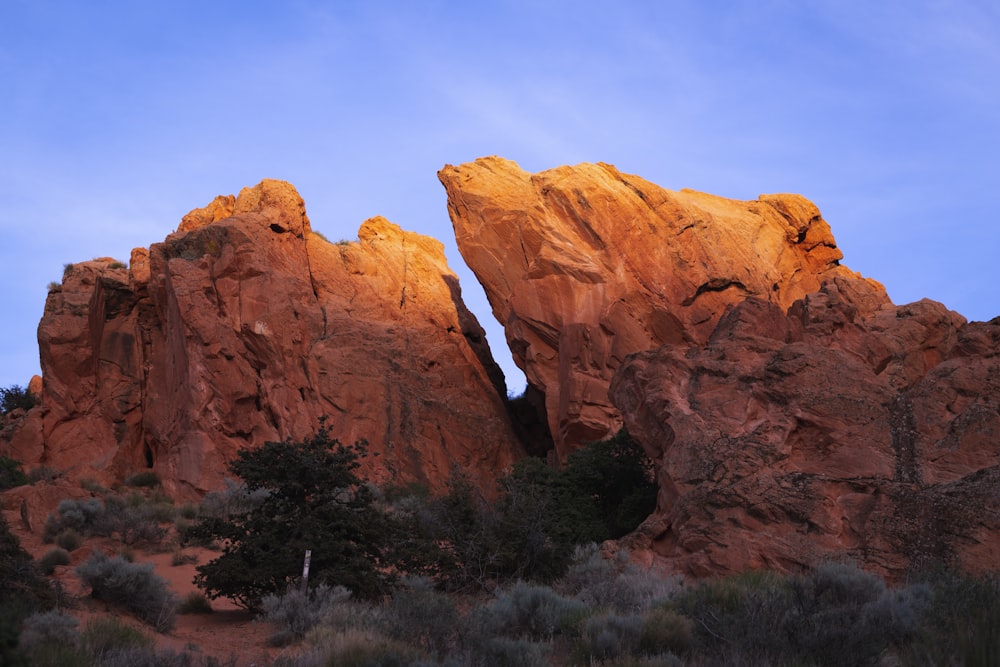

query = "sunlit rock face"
[611,277,1000,580]
[439,157,867,459]
[6,180,523,496]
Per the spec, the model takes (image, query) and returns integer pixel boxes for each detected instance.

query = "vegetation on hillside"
[4,421,999,664]
[0,384,38,415]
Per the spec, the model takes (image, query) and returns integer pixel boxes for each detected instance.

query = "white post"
[300,549,312,594]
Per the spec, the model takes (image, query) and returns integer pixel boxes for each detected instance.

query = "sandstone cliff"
[611,278,1000,579]
[5,180,523,495]
[441,157,999,578]
[439,157,868,458]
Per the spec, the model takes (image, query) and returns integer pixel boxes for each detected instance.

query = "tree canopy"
[192,424,390,609]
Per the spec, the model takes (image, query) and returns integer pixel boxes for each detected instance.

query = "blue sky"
[2,1,998,393]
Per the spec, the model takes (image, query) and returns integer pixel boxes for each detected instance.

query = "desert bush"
[170,548,197,566]
[196,478,270,521]
[382,577,459,659]
[575,612,644,662]
[0,513,56,665]
[124,471,160,488]
[300,626,422,666]
[28,466,59,483]
[177,502,198,520]
[673,562,930,666]
[80,616,153,657]
[80,478,109,494]
[556,544,678,613]
[905,569,1000,666]
[38,548,72,575]
[55,528,82,552]
[260,583,352,646]
[467,636,550,667]
[475,581,587,641]
[178,591,213,615]
[100,495,167,546]
[18,610,79,650]
[421,431,657,591]
[76,551,177,631]
[0,456,29,490]
[43,498,105,542]
[640,606,694,657]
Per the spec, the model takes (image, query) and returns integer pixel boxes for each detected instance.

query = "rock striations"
[439,157,870,458]
[5,160,999,581]
[440,157,1000,580]
[6,180,523,496]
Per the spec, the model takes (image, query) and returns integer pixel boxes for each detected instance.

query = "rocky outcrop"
[439,157,870,458]
[610,277,1000,579]
[5,180,523,496]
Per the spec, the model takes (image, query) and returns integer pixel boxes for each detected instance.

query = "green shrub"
[38,548,72,575]
[18,610,79,650]
[576,613,645,662]
[177,502,198,520]
[476,581,587,641]
[55,529,82,552]
[640,606,694,656]
[108,261,127,270]
[0,385,38,414]
[170,549,197,566]
[28,466,58,483]
[192,425,392,609]
[80,478,108,494]
[468,636,550,667]
[556,543,678,613]
[76,551,177,631]
[80,616,152,657]
[124,471,160,488]
[674,563,930,666]
[301,626,422,666]
[260,584,352,645]
[382,578,458,659]
[0,456,29,490]
[905,570,1000,666]
[178,591,213,615]
[43,498,105,543]
[0,513,55,666]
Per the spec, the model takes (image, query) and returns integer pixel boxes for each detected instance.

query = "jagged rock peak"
[5,181,522,497]
[178,179,311,236]
[439,156,884,457]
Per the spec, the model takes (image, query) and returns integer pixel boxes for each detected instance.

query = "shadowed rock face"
[611,277,1000,580]
[6,180,523,496]
[439,157,868,459]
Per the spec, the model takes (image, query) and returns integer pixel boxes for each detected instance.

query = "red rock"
[610,278,1000,579]
[4,180,522,496]
[439,157,875,458]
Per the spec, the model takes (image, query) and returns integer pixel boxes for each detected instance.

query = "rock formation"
[4,180,523,496]
[611,277,1000,579]
[4,159,998,581]
[439,157,865,458]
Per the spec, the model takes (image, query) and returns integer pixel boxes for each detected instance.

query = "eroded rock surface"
[439,157,870,457]
[611,277,1000,579]
[5,180,522,495]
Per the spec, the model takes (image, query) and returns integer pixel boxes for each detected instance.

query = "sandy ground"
[4,500,297,666]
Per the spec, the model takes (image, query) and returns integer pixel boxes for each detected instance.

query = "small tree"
[192,424,391,610]
[0,385,38,414]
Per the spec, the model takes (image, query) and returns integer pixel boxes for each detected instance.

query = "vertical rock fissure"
[889,394,921,485]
